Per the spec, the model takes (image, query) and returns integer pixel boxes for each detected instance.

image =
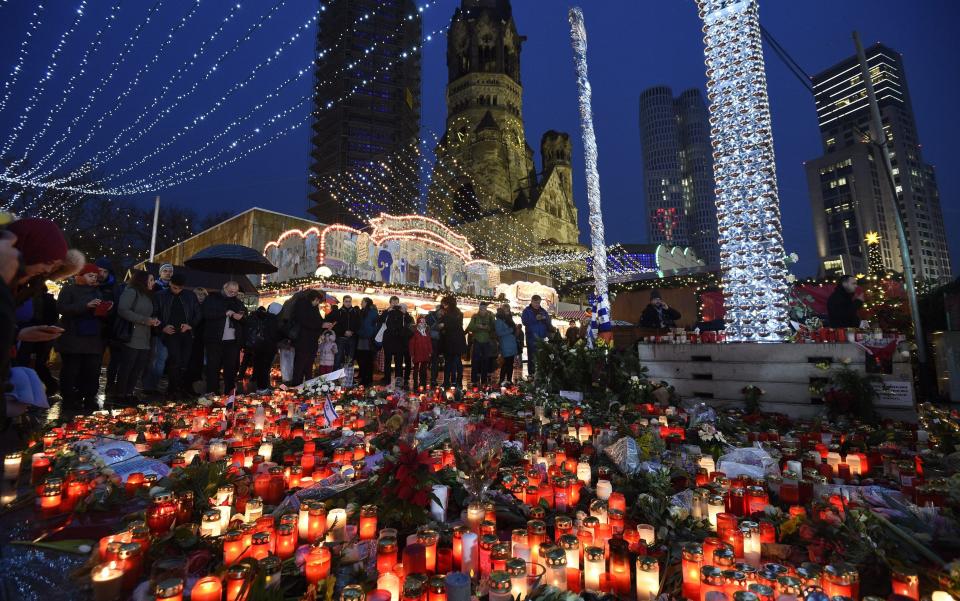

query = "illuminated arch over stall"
[263,213,500,297]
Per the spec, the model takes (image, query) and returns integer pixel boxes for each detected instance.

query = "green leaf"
[11,539,96,554]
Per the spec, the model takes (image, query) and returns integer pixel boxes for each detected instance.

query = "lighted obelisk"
[697,0,790,341]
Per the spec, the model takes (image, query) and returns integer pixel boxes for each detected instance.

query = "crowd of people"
[0,215,564,437]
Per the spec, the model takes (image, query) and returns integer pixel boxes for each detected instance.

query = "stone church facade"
[428,0,582,263]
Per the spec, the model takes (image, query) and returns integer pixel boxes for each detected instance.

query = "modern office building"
[638,86,719,267]
[308,0,422,226]
[806,43,951,282]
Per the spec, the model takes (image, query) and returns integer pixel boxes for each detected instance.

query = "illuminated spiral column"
[697,0,789,341]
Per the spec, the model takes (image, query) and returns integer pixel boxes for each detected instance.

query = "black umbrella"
[184,244,278,275]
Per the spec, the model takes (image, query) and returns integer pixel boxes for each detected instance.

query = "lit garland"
[698,0,789,341]
[0,0,88,161]
[15,0,169,182]
[8,0,123,174]
[12,2,439,197]
[257,273,498,306]
[0,3,44,114]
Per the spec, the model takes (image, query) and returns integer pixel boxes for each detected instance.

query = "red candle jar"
[608,492,626,512]
[682,544,704,601]
[191,576,223,601]
[124,472,144,495]
[223,530,244,566]
[31,454,51,486]
[702,537,724,563]
[359,504,379,540]
[118,542,144,591]
[745,487,768,515]
[716,513,738,538]
[700,566,725,601]
[823,564,859,600]
[250,531,271,560]
[377,536,398,574]
[305,546,332,584]
[225,564,251,601]
[891,567,919,600]
[778,481,799,504]
[609,539,632,597]
[146,491,178,535]
[176,491,194,523]
[276,523,296,560]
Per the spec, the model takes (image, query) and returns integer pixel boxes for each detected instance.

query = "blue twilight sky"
[0,0,958,277]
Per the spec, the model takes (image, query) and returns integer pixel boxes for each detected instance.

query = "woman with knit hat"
[56,264,108,409]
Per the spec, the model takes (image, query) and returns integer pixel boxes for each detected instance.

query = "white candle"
[584,546,604,592]
[707,496,724,530]
[4,452,22,481]
[217,504,232,532]
[743,528,761,567]
[460,532,478,575]
[430,484,449,522]
[826,451,842,475]
[327,508,347,541]
[91,562,123,601]
[258,441,273,462]
[182,449,200,465]
[846,455,861,477]
[244,497,263,524]
[595,479,612,501]
[466,502,485,534]
[785,460,802,476]
[209,441,227,462]
[298,504,311,541]
[636,557,659,601]
[512,542,529,563]
[698,455,715,474]
[931,592,956,601]
[637,524,656,545]
[377,571,400,601]
[577,461,592,485]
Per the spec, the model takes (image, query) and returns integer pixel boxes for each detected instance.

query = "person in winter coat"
[244,305,280,391]
[202,281,247,394]
[115,270,161,400]
[15,289,59,394]
[0,229,19,413]
[317,330,337,376]
[494,303,519,385]
[328,295,361,370]
[638,289,681,329]
[827,275,864,328]
[409,315,433,390]
[154,273,201,396]
[520,295,552,377]
[467,301,496,387]
[378,296,413,387]
[355,297,379,387]
[438,295,466,388]
[426,308,444,387]
[56,264,107,408]
[184,287,208,394]
[290,289,326,385]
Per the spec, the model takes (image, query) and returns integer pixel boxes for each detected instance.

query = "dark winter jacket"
[154,288,201,332]
[378,307,414,354]
[201,292,246,343]
[827,286,863,328]
[56,283,105,355]
[245,307,280,349]
[291,295,326,351]
[440,307,466,356]
[328,305,361,337]
[638,304,681,329]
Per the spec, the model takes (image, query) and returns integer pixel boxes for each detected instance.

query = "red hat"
[7,218,68,265]
[78,263,100,276]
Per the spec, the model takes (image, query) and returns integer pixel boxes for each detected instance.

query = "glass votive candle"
[91,562,123,601]
[154,577,184,601]
[682,543,704,601]
[360,505,379,540]
[636,556,660,601]
[191,576,223,601]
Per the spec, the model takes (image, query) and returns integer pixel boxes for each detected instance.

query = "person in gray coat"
[114,270,160,400]
[56,264,107,409]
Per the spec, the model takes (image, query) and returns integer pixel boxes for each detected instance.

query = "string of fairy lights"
[0,0,88,161]
[7,0,168,182]
[0,4,44,114]
[26,0,248,181]
[1,1,441,202]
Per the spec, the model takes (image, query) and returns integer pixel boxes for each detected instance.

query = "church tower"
[429,0,581,261]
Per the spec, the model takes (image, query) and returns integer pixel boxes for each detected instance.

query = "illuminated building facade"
[308,0,422,226]
[639,86,719,267]
[806,43,952,282]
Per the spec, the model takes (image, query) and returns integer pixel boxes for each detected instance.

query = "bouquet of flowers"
[448,418,506,502]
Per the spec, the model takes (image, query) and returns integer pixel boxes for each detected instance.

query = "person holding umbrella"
[202,281,246,394]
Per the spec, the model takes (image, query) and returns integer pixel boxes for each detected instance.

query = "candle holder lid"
[155,577,184,597]
[489,570,512,592]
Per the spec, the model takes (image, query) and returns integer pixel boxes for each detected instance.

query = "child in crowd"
[317,330,337,375]
[409,315,433,390]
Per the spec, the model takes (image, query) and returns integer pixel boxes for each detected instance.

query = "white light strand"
[109,26,446,195]
[15,0,167,179]
[0,4,44,114]
[52,1,269,178]
[0,1,88,161]
[31,0,245,180]
[698,0,789,340]
[22,0,202,181]
[9,1,122,173]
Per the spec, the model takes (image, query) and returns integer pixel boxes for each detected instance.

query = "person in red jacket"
[409,315,433,391]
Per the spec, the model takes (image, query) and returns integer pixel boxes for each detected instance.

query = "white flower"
[786,274,797,283]
[630,375,640,382]
[668,505,689,521]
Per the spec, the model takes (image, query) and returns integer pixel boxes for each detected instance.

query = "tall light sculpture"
[697,0,789,341]
[569,7,612,343]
